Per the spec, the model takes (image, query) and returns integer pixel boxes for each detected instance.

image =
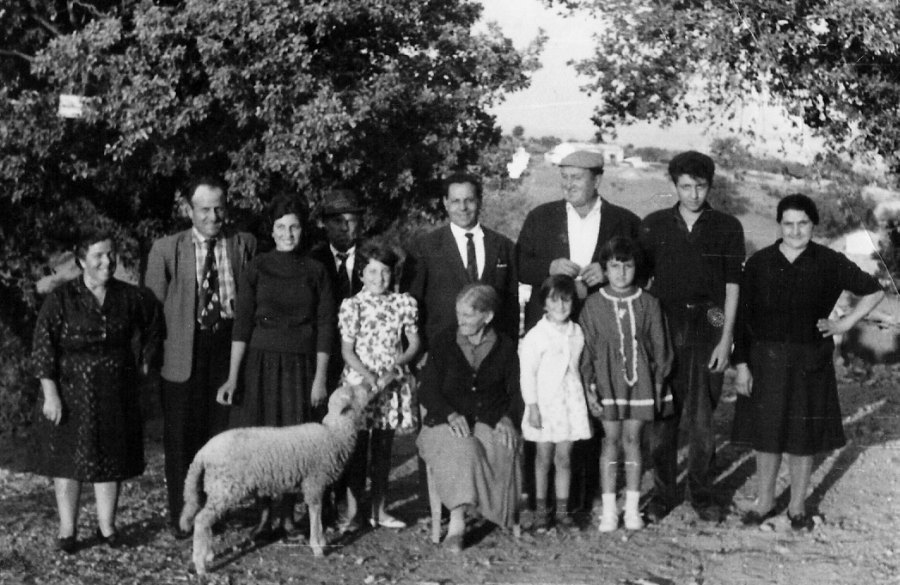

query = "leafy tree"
[512,124,525,139]
[0,0,542,333]
[554,0,900,175]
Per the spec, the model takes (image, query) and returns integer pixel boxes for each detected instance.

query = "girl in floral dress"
[580,237,673,532]
[339,241,421,529]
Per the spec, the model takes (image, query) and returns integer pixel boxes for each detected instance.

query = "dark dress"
[229,250,335,428]
[731,241,882,455]
[31,278,161,482]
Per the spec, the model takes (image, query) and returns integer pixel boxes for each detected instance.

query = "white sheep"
[179,384,371,575]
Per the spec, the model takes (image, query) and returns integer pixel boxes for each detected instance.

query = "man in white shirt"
[517,150,641,330]
[408,172,519,348]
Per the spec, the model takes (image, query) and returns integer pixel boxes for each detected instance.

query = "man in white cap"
[517,149,640,330]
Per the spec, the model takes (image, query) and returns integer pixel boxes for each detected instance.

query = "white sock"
[601,493,617,516]
[624,490,640,515]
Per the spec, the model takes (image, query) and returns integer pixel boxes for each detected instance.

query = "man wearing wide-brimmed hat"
[307,187,366,531]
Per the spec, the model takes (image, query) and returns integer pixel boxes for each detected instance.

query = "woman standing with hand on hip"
[733,194,884,530]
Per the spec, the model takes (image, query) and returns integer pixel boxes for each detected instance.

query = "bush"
[0,321,34,435]
[811,185,870,240]
[709,174,750,216]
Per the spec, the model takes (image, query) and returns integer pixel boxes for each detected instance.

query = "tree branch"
[71,0,105,18]
[0,49,35,63]
[30,14,62,37]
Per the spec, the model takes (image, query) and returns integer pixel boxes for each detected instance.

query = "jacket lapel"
[481,229,499,282]
[441,226,471,283]
[593,198,615,262]
[178,230,197,300]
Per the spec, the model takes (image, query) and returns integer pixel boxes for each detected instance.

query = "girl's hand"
[43,394,63,425]
[654,383,666,415]
[377,370,397,389]
[527,405,542,429]
[734,364,753,397]
[216,377,237,405]
[310,377,327,407]
[585,383,603,418]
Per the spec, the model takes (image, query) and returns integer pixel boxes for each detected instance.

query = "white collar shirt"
[566,196,602,268]
[449,222,485,278]
[330,244,356,280]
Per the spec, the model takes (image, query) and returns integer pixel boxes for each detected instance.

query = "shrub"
[0,321,34,435]
[709,174,750,216]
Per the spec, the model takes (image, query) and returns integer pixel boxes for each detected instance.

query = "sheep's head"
[323,384,372,425]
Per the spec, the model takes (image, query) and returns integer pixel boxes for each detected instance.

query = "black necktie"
[336,252,351,299]
[465,233,478,282]
[198,237,222,329]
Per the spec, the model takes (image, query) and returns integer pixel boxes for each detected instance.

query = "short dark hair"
[183,175,228,205]
[456,283,498,314]
[777,193,819,225]
[356,240,400,286]
[268,192,309,228]
[537,274,576,308]
[74,226,117,268]
[668,151,715,185]
[443,172,483,200]
[599,236,644,273]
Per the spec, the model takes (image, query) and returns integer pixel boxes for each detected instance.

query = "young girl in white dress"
[520,274,592,529]
[339,241,421,529]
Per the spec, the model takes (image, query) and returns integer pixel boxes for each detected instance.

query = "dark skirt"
[32,350,144,482]
[229,349,315,428]
[732,342,846,456]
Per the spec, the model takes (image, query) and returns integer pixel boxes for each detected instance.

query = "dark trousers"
[333,430,370,516]
[649,303,723,508]
[160,325,232,526]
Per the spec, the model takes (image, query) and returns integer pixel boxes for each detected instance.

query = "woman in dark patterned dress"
[732,194,884,530]
[32,228,161,553]
[216,193,335,537]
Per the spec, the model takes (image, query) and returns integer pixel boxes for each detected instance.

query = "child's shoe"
[555,511,576,531]
[623,510,644,530]
[533,508,550,531]
[598,510,618,532]
[623,490,644,530]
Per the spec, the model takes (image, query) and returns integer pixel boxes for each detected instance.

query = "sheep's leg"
[192,506,218,575]
[426,465,442,544]
[306,491,325,557]
[250,497,272,539]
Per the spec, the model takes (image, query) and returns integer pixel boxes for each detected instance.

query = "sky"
[477,0,823,160]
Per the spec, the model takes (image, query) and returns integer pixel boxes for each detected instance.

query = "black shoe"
[169,525,192,540]
[95,528,122,548]
[787,511,814,532]
[56,535,77,554]
[645,500,671,523]
[741,508,778,526]
[694,503,722,523]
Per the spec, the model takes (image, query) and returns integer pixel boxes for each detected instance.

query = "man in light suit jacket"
[145,176,256,537]
[517,150,641,331]
[408,172,519,348]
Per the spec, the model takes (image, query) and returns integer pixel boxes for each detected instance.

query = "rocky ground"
[1,361,898,585]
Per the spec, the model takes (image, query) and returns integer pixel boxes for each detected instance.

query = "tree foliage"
[554,0,900,175]
[0,0,542,333]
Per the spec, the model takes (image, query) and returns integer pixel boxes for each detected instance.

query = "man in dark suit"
[306,188,367,531]
[516,150,641,518]
[145,176,256,538]
[307,188,365,387]
[408,172,519,347]
[517,150,641,330]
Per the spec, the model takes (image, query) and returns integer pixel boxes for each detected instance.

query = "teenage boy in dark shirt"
[639,151,744,522]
